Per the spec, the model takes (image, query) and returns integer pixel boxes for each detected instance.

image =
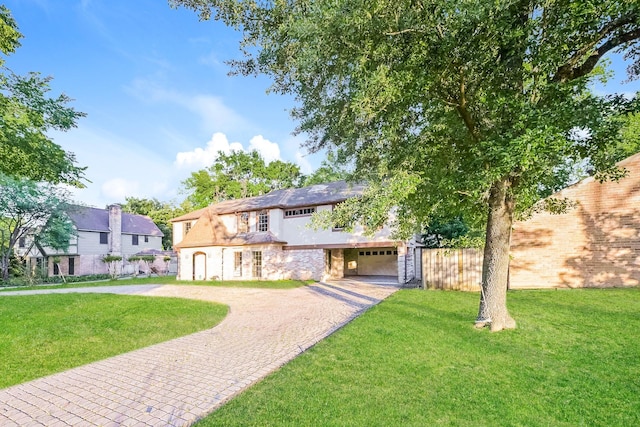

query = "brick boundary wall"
[509,152,640,289]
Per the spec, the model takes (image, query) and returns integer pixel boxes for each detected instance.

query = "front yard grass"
[0,293,227,389]
[0,276,312,292]
[198,287,640,426]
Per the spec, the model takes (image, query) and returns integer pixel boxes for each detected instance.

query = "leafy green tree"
[121,197,184,250]
[181,150,303,208]
[302,151,352,186]
[173,0,640,330]
[0,173,73,281]
[422,217,471,249]
[0,6,86,186]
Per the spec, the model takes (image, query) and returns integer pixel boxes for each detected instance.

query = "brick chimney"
[108,204,122,255]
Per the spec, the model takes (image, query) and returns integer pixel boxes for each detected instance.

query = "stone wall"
[280,248,325,280]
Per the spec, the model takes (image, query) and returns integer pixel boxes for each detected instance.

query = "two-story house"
[171,181,416,282]
[18,204,166,277]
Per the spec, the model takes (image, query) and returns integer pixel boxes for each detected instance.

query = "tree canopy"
[0,173,74,282]
[173,0,640,330]
[301,151,352,186]
[0,6,86,186]
[181,150,303,208]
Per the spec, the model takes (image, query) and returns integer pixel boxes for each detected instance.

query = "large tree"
[301,151,352,186]
[0,6,86,186]
[0,173,74,282]
[172,0,640,330]
[181,150,303,208]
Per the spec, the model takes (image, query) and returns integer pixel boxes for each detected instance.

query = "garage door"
[357,248,398,276]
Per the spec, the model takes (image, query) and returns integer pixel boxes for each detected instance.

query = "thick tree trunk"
[476,178,517,331]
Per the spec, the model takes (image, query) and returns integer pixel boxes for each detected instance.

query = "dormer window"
[237,212,249,233]
[258,211,269,232]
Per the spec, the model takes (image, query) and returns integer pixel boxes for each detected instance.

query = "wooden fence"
[421,248,483,291]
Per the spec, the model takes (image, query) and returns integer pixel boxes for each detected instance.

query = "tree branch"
[456,72,480,142]
[385,28,418,36]
[553,16,640,83]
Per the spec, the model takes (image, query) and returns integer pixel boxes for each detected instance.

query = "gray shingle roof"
[69,206,164,237]
[171,181,364,222]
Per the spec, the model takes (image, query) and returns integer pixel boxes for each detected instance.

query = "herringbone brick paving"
[0,279,399,426]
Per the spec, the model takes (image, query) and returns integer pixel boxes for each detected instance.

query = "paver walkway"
[0,279,400,426]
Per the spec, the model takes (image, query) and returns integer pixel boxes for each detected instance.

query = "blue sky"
[3,0,639,208]
[4,0,321,208]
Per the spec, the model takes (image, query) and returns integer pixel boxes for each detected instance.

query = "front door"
[193,252,206,280]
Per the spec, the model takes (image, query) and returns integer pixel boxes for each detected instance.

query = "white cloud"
[198,51,222,68]
[248,135,281,163]
[126,79,248,132]
[175,132,243,169]
[175,132,285,170]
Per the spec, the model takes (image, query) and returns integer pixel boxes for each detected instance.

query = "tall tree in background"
[120,197,184,250]
[302,151,352,186]
[0,6,85,186]
[181,150,303,208]
[173,0,640,330]
[0,173,73,282]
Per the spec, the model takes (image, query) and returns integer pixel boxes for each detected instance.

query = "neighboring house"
[18,204,167,277]
[171,181,417,282]
[509,152,640,289]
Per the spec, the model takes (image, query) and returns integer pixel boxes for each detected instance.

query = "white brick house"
[172,181,415,282]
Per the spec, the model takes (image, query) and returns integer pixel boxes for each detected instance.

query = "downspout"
[221,248,225,281]
[404,245,408,284]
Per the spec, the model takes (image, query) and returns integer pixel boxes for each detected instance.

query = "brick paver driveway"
[0,279,400,426]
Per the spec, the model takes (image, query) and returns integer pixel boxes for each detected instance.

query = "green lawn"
[0,293,228,389]
[198,287,640,426]
[0,276,312,292]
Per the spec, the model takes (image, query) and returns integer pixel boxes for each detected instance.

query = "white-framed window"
[184,222,192,237]
[234,252,243,277]
[284,207,316,218]
[258,211,269,232]
[237,212,249,233]
[252,251,262,278]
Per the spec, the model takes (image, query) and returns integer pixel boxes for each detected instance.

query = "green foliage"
[0,293,227,388]
[0,7,86,186]
[301,151,352,186]
[0,6,21,64]
[0,173,73,281]
[199,288,640,426]
[181,150,303,208]
[174,0,640,327]
[172,0,640,233]
[37,210,76,253]
[422,216,470,248]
